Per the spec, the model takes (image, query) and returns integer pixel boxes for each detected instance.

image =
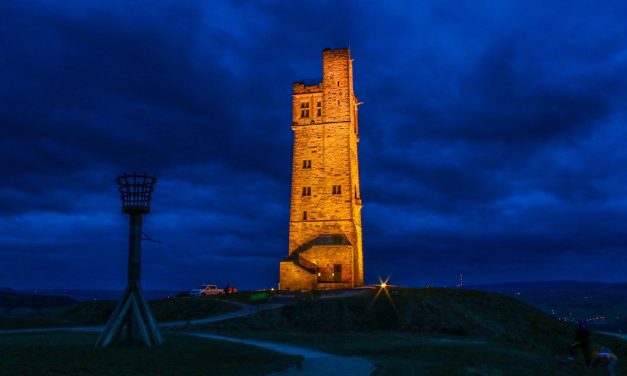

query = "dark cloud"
[1,1,627,290]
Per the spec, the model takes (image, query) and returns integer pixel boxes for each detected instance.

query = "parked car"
[199,285,224,296]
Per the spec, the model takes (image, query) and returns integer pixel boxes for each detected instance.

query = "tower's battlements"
[292,81,323,94]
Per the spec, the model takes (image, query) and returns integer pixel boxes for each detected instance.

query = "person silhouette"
[568,321,591,366]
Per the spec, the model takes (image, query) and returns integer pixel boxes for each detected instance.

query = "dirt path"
[160,302,283,328]
[187,332,375,376]
[599,331,627,341]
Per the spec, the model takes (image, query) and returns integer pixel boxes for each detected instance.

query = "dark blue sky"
[2,1,627,290]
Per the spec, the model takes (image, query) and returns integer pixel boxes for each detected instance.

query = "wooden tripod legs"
[95,285,162,348]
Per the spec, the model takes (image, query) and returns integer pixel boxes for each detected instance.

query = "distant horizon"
[5,278,627,293]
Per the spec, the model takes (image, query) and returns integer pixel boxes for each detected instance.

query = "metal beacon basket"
[115,173,157,214]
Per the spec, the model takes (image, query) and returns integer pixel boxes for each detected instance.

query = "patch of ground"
[194,287,627,376]
[0,296,240,329]
[0,290,77,314]
[193,329,623,376]
[0,331,300,376]
[187,332,374,376]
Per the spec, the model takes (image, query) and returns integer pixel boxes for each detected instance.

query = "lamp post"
[95,173,162,348]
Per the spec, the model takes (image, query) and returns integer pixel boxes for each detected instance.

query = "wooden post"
[95,173,162,348]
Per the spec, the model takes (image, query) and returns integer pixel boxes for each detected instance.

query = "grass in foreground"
[0,331,300,376]
[189,287,627,376]
[190,329,622,376]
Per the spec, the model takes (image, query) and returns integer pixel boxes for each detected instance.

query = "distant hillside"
[469,281,627,332]
[469,280,627,295]
[0,290,77,313]
[15,289,181,301]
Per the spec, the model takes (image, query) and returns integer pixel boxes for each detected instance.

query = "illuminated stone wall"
[279,261,317,291]
[280,48,364,290]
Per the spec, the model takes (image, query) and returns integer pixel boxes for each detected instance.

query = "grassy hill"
[0,290,77,314]
[2,287,626,374]
[0,296,240,329]
[197,287,627,376]
[209,288,570,338]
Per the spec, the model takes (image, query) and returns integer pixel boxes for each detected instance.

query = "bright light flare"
[376,275,390,289]
[369,275,396,310]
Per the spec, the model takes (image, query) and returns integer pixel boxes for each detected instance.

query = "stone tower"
[279,48,363,291]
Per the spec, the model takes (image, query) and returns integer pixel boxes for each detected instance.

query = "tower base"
[279,234,361,291]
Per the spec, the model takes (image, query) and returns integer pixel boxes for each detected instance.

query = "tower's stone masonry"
[279,48,363,291]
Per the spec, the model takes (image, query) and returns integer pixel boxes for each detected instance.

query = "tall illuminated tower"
[279,48,363,290]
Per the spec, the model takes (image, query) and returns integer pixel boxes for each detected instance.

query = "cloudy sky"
[2,1,627,290]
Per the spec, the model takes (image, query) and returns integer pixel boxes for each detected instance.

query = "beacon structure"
[279,48,364,291]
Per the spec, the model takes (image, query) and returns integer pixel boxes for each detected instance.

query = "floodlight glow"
[376,275,391,289]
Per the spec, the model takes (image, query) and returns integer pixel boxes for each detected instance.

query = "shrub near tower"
[279,48,364,291]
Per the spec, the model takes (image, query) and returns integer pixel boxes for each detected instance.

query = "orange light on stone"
[279,48,364,291]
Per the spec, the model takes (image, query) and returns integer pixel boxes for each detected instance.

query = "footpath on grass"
[0,289,372,335]
[0,301,282,335]
[187,332,375,376]
[0,292,376,376]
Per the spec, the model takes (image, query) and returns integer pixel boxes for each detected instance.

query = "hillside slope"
[0,296,240,329]
[211,288,569,339]
[0,290,77,313]
[201,288,627,375]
